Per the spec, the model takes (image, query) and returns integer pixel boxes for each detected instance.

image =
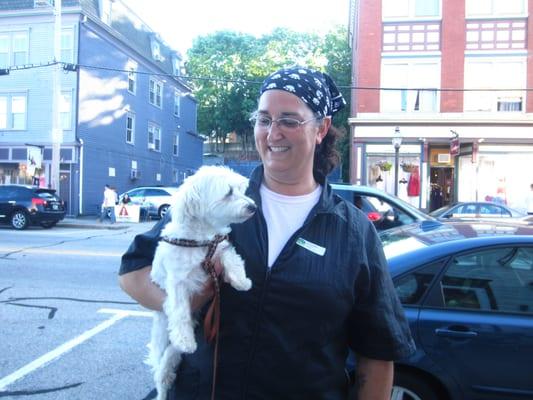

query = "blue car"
[379,220,533,400]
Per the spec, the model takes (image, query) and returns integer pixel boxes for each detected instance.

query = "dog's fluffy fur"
[146,166,256,400]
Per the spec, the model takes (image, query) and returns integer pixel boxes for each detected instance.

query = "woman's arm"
[354,355,393,400]
[119,266,165,311]
[119,264,219,312]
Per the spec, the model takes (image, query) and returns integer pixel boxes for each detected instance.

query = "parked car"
[0,185,66,230]
[331,183,431,231]
[430,201,525,221]
[376,220,533,400]
[119,186,179,219]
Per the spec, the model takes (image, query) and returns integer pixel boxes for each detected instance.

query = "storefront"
[457,144,533,213]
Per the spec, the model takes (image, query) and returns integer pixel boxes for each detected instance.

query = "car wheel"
[159,204,170,219]
[40,221,58,229]
[11,210,30,230]
[392,371,441,400]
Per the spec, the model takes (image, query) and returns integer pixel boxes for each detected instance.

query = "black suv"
[0,185,66,230]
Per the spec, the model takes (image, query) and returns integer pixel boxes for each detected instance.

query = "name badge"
[296,238,326,256]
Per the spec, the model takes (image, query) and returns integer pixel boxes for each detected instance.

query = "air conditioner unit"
[438,153,451,163]
[130,169,139,180]
[148,143,156,150]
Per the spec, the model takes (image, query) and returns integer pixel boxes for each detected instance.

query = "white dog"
[146,166,256,400]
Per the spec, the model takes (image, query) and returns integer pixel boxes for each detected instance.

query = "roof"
[381,220,533,267]
[0,0,189,90]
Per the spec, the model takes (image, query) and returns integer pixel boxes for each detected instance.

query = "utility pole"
[50,0,62,193]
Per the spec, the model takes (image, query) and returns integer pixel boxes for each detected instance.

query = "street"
[0,223,157,399]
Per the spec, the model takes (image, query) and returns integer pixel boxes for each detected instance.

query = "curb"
[57,222,130,230]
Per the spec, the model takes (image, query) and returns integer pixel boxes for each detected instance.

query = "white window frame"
[465,0,526,18]
[148,122,161,152]
[60,90,72,130]
[60,27,74,63]
[382,0,441,20]
[149,77,163,108]
[127,60,137,95]
[174,90,181,117]
[126,111,135,144]
[463,57,526,113]
[380,59,441,113]
[100,0,112,24]
[0,31,29,67]
[173,132,179,156]
[0,92,27,130]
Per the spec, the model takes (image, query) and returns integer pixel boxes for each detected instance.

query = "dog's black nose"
[246,203,257,214]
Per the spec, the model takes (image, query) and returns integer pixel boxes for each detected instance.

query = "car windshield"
[429,205,452,217]
[35,190,58,200]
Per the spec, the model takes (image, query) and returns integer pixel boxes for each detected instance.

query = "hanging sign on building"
[27,147,43,176]
[450,137,460,157]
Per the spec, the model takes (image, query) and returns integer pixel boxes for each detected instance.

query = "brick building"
[349,0,533,212]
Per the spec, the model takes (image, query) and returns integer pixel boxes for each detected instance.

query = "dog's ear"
[181,178,203,219]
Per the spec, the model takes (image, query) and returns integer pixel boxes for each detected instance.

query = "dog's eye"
[226,187,233,197]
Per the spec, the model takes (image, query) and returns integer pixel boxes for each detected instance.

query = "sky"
[123,0,350,57]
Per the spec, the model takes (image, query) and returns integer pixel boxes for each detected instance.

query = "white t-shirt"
[103,188,117,207]
[260,183,322,267]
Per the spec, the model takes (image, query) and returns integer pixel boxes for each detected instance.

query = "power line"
[2,60,532,92]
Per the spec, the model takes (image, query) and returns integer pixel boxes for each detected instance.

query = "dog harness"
[160,233,228,400]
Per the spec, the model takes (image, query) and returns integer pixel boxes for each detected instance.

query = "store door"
[59,171,71,215]
[429,167,454,212]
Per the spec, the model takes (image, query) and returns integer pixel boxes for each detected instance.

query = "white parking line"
[0,308,151,391]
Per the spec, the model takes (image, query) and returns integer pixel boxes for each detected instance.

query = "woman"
[121,193,132,204]
[119,66,414,399]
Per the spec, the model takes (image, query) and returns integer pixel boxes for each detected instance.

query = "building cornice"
[349,113,533,126]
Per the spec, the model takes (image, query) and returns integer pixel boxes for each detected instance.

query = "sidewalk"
[57,216,156,230]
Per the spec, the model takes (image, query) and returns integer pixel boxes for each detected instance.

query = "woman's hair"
[313,118,343,180]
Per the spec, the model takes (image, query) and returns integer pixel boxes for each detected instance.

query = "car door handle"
[435,327,478,338]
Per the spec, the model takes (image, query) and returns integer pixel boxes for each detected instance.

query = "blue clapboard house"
[0,0,203,215]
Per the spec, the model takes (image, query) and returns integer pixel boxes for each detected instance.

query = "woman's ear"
[316,117,332,145]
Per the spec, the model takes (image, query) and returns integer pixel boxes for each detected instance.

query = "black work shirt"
[119,166,415,400]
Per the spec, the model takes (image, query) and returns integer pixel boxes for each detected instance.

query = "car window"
[144,188,169,196]
[372,197,416,230]
[127,189,145,198]
[455,204,476,215]
[479,204,506,216]
[0,186,28,200]
[395,262,443,305]
[36,191,57,200]
[439,247,533,314]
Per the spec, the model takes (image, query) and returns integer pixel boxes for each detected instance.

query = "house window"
[127,61,137,94]
[383,22,440,52]
[381,61,440,112]
[0,93,27,130]
[174,91,181,116]
[61,28,74,63]
[126,112,135,144]
[466,0,526,17]
[173,133,179,156]
[148,123,161,152]
[151,38,162,61]
[60,91,72,130]
[382,0,440,19]
[0,31,29,67]
[465,19,526,51]
[149,78,163,108]
[464,58,525,112]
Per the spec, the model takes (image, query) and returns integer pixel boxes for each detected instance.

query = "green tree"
[185,26,352,177]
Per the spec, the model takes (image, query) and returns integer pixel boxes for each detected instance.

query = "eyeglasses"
[250,115,320,131]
